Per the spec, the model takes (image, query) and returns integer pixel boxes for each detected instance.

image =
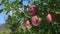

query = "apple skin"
[46,14,56,23]
[53,4,56,7]
[25,20,32,29]
[29,5,38,15]
[31,16,42,26]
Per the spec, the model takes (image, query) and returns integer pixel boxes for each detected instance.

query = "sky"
[0,0,30,24]
[0,12,6,24]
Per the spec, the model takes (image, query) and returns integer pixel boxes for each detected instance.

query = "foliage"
[0,30,11,34]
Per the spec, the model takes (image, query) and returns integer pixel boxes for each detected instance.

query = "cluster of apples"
[25,5,56,29]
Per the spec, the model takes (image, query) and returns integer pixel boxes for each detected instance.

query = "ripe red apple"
[53,4,56,7]
[29,5,38,15]
[31,16,42,26]
[46,14,56,23]
[25,20,32,29]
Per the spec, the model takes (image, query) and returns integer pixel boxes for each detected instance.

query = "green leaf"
[0,9,3,13]
[24,11,31,18]
[2,0,6,3]
[6,11,9,15]
[20,12,25,18]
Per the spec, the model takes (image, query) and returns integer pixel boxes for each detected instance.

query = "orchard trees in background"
[0,0,60,34]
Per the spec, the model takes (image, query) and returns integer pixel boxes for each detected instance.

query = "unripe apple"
[25,20,32,29]
[31,16,42,26]
[46,14,56,23]
[29,5,38,15]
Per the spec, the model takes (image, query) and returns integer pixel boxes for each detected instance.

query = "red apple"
[53,4,56,7]
[31,16,42,26]
[46,14,56,23]
[25,20,32,29]
[29,5,38,15]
